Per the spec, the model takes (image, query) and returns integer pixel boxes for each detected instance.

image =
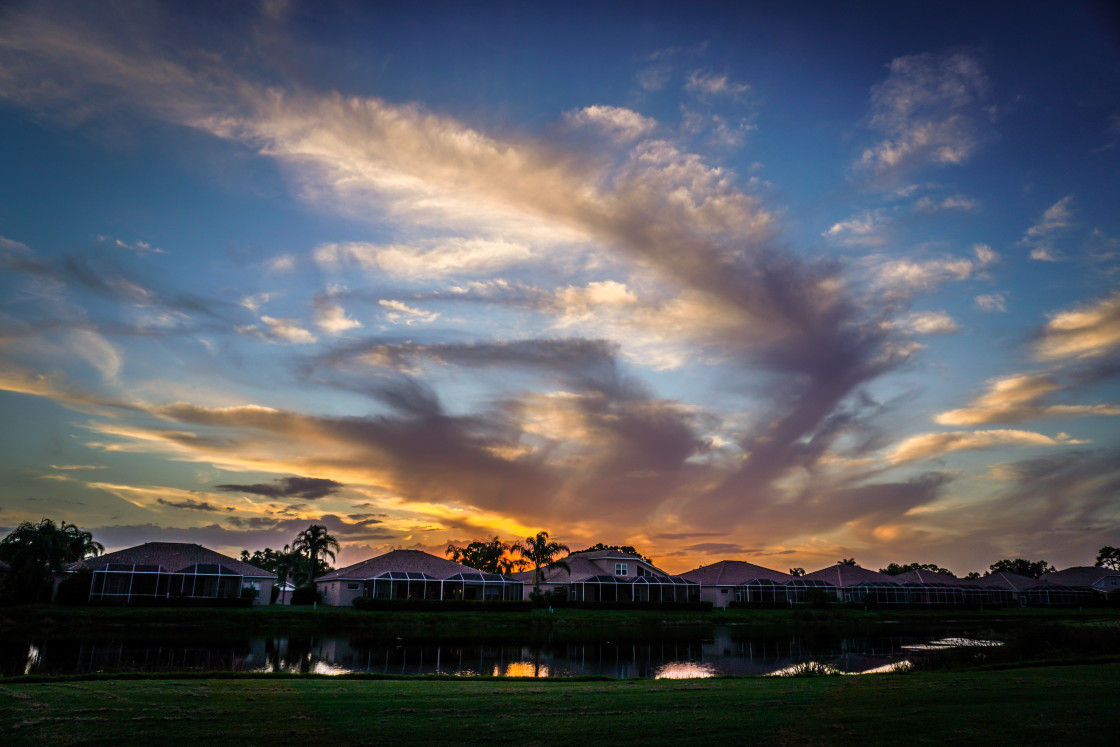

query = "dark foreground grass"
[1,663,1116,746]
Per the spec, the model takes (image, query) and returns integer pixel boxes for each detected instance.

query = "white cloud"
[823,210,889,247]
[564,105,657,142]
[888,428,1085,464]
[70,329,122,380]
[889,311,958,335]
[934,372,1120,426]
[914,194,977,212]
[98,235,166,254]
[685,71,749,98]
[858,52,989,180]
[315,302,362,335]
[238,316,316,344]
[316,238,535,280]
[267,254,296,272]
[1022,195,1074,261]
[1035,290,1120,361]
[379,299,439,325]
[974,293,1007,312]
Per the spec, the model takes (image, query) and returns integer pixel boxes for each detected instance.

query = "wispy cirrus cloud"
[1034,290,1120,362]
[888,428,1085,464]
[1022,195,1075,262]
[857,51,990,183]
[935,373,1120,426]
[315,238,535,280]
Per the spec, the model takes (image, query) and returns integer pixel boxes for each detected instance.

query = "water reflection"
[1,628,984,679]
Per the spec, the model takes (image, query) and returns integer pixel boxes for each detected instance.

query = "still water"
[3,629,987,678]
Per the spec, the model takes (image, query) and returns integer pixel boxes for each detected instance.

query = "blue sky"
[1,1,1118,574]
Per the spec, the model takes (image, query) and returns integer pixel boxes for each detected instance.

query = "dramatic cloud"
[214,476,345,500]
[156,497,230,512]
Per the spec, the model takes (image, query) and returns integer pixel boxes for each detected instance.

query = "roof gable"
[803,564,897,587]
[1041,566,1120,588]
[681,560,792,585]
[317,549,478,582]
[68,542,275,578]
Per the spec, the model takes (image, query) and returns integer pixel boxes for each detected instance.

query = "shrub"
[290,584,322,605]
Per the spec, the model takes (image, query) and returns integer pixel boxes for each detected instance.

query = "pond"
[1,628,995,678]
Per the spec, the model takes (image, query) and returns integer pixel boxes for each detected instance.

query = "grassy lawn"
[1,663,1116,745]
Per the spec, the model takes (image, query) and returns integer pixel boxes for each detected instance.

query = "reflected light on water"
[25,644,41,676]
[500,661,550,678]
[654,661,716,679]
[902,637,1001,651]
[310,661,349,676]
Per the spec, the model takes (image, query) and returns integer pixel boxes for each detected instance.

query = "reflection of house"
[316,549,524,606]
[513,551,700,603]
[62,542,276,605]
[680,560,792,608]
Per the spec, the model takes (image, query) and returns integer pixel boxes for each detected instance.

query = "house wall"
[318,579,365,607]
[244,579,275,606]
[586,557,663,578]
[701,586,734,608]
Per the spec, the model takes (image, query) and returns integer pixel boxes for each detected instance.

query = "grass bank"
[2,603,1116,640]
[1,663,1116,745]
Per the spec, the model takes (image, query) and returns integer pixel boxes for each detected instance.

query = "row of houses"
[56,541,1120,608]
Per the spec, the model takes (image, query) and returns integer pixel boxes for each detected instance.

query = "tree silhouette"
[1096,546,1120,570]
[292,525,340,583]
[0,519,103,601]
[446,536,524,574]
[879,562,954,577]
[511,531,570,594]
[838,558,859,567]
[988,558,1054,579]
[788,567,805,577]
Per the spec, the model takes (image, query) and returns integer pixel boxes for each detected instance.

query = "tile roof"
[1041,566,1120,588]
[511,554,595,584]
[963,571,1037,590]
[67,542,275,578]
[803,564,898,587]
[316,549,476,582]
[681,560,792,586]
[892,569,964,585]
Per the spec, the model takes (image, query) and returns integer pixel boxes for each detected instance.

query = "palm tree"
[511,531,570,594]
[838,558,859,567]
[0,518,103,601]
[292,525,340,583]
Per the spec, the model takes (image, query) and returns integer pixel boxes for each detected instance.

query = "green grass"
[1,663,1116,745]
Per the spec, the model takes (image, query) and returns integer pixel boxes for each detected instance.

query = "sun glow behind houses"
[0,1,1118,575]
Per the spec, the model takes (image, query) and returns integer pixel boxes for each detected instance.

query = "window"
[615,563,628,576]
[347,582,360,590]
[721,588,728,594]
[243,581,261,599]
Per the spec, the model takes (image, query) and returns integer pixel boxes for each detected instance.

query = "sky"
[1,1,1119,576]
